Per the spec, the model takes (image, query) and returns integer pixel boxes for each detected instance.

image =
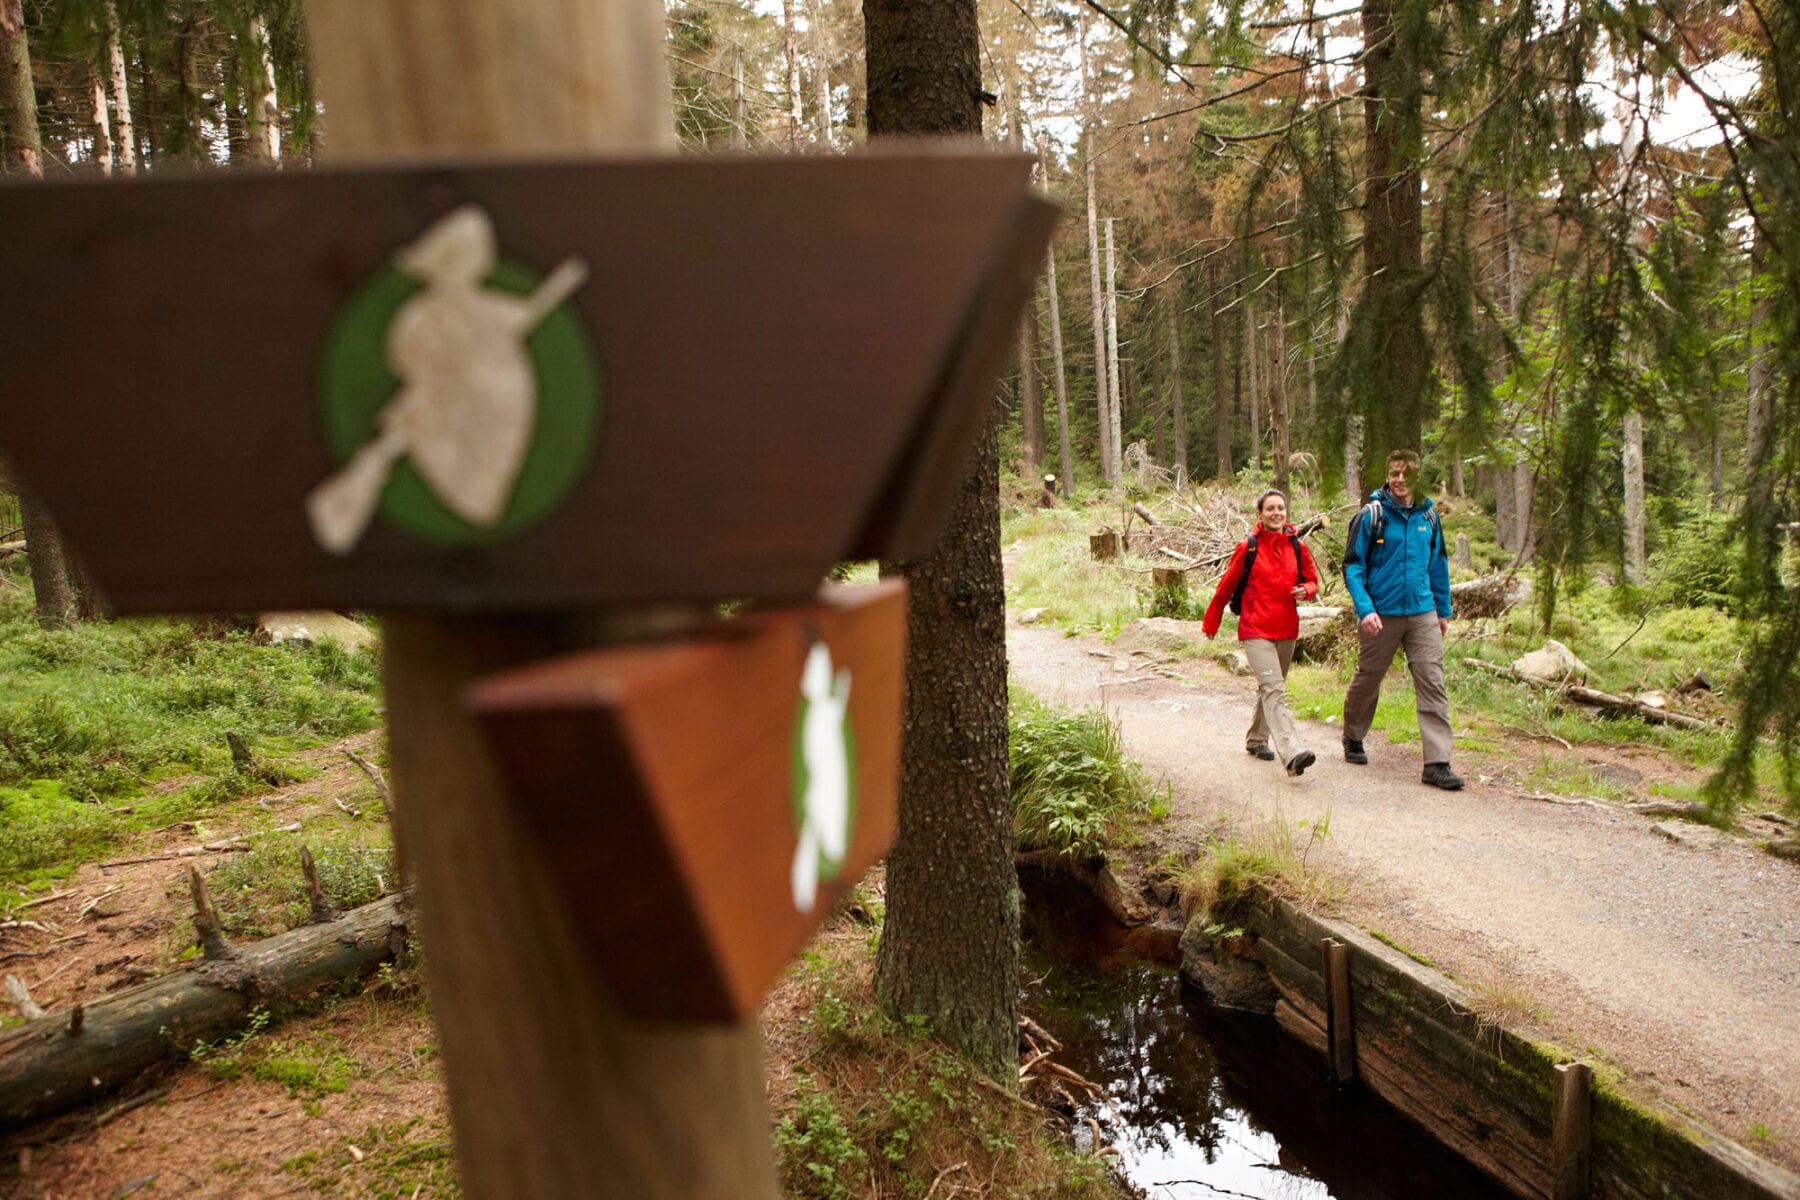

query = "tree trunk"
[244,15,281,165]
[1271,298,1290,496]
[90,64,113,175]
[866,0,1018,1082]
[0,894,412,1127]
[1211,265,1232,480]
[1494,463,1518,551]
[1356,0,1426,479]
[808,0,833,147]
[1246,294,1262,481]
[1169,295,1187,483]
[105,3,136,173]
[1104,216,1123,493]
[1747,224,1773,486]
[302,5,776,1199]
[782,0,804,147]
[1019,287,1043,476]
[1085,130,1112,485]
[731,56,747,149]
[2,13,42,179]
[1150,325,1166,467]
[1513,458,1535,565]
[1623,410,1645,585]
[1045,228,1074,496]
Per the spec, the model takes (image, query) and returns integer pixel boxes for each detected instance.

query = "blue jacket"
[1342,488,1452,621]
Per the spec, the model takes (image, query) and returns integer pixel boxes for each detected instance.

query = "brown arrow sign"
[0,148,1054,614]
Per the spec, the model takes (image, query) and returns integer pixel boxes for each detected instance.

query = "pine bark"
[1103,217,1123,491]
[1271,299,1290,495]
[1169,297,1187,482]
[1044,228,1075,495]
[1246,295,1262,481]
[1210,264,1232,479]
[105,3,136,174]
[90,65,113,174]
[1150,329,1166,467]
[244,15,281,165]
[808,0,833,147]
[783,0,804,147]
[1623,410,1645,585]
[1019,288,1043,475]
[865,0,1018,1081]
[1084,130,1112,485]
[1357,0,1426,477]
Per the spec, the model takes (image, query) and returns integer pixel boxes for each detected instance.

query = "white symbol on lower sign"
[791,641,852,913]
[306,204,588,554]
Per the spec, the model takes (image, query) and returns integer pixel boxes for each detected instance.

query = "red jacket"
[1202,524,1320,640]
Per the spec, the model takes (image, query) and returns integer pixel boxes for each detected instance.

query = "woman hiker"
[1203,489,1321,776]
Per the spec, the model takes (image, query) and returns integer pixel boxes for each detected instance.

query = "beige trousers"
[1343,613,1453,763]
[1242,638,1305,764]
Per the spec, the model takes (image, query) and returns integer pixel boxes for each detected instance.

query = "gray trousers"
[1242,638,1305,763]
[1343,613,1454,763]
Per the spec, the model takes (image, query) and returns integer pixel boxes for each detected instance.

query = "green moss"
[1369,929,1436,967]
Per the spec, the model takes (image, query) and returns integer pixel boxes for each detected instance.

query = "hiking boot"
[1342,739,1368,765]
[1422,762,1465,790]
[1247,745,1276,761]
[1285,750,1316,777]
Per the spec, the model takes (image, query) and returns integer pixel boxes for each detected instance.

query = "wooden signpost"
[0,3,1056,1195]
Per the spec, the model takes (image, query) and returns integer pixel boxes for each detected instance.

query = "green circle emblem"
[317,259,602,547]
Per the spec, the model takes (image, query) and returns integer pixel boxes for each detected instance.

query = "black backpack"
[1229,531,1305,615]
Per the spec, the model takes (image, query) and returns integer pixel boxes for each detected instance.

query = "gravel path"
[1006,617,1800,1172]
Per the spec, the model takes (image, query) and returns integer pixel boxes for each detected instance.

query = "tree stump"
[1453,532,1473,570]
[1090,531,1120,561]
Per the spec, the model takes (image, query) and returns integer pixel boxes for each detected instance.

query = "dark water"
[1021,871,1512,1200]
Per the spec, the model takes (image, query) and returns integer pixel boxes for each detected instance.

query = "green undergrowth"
[0,597,382,895]
[1009,689,1169,860]
[770,905,1120,1200]
[207,827,397,938]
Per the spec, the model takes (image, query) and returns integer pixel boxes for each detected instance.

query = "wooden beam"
[300,2,777,1197]
[1323,937,1356,1086]
[1553,1060,1593,1200]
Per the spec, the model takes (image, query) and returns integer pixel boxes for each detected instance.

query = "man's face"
[1387,461,1416,504]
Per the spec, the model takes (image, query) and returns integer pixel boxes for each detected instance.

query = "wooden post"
[299,4,775,1197]
[1552,1061,1593,1200]
[1323,937,1355,1086]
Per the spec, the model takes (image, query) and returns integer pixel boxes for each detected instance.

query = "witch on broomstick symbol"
[307,205,588,555]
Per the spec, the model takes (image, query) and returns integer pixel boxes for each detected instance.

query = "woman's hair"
[1256,489,1288,513]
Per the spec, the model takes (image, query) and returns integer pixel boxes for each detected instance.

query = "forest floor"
[1005,614,1800,1176]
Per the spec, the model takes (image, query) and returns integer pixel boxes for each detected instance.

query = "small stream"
[1021,870,1511,1200]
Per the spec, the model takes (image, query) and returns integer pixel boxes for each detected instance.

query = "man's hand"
[1438,616,1449,636]
[1360,613,1383,636]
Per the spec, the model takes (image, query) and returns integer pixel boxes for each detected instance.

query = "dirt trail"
[1006,617,1800,1172]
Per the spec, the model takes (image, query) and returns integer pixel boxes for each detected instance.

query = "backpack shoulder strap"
[1230,535,1259,609]
[1288,532,1305,585]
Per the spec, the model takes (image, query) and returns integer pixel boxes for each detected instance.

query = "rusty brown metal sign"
[0,148,1054,614]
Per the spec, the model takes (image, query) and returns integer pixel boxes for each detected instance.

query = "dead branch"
[1020,1013,1063,1051]
[1460,658,1713,730]
[98,824,301,870]
[187,864,237,961]
[6,888,75,915]
[5,974,46,1020]
[301,846,339,924]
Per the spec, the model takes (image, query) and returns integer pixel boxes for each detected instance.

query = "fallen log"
[0,891,412,1127]
[1459,658,1714,730]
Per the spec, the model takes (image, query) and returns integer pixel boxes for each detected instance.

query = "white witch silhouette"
[307,205,588,555]
[791,641,853,913]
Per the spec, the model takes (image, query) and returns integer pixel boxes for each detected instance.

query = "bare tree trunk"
[1019,288,1043,476]
[1103,216,1123,493]
[1044,230,1074,496]
[1494,464,1517,550]
[1271,298,1291,496]
[1246,295,1262,482]
[1513,459,1535,564]
[1150,326,1166,467]
[1623,410,1645,584]
[1748,224,1773,481]
[1710,425,1723,511]
[1449,446,1465,497]
[731,55,747,149]
[244,15,281,165]
[1084,129,1111,485]
[807,0,833,147]
[1344,414,1362,503]
[1211,265,1232,480]
[89,64,114,174]
[782,0,804,147]
[1169,296,1187,484]
[105,2,136,174]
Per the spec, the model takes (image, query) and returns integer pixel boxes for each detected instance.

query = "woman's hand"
[1291,585,1307,600]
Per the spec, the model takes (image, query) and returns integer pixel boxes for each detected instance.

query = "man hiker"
[1203,488,1321,777]
[1341,449,1462,790]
